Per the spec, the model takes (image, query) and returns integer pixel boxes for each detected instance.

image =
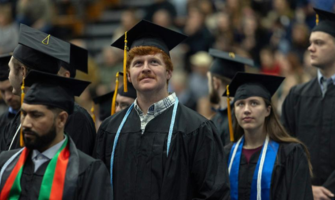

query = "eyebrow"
[20,109,43,114]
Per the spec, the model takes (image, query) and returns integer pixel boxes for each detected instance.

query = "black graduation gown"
[0,110,16,143]
[65,103,96,156]
[224,142,313,200]
[211,107,231,146]
[0,111,20,152]
[0,110,15,132]
[94,103,230,200]
[0,138,112,200]
[281,78,335,192]
[0,103,96,156]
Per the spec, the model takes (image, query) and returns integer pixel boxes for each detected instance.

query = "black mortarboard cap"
[118,72,137,99]
[312,7,335,37]
[209,49,251,79]
[111,20,187,56]
[223,72,284,102]
[0,54,11,81]
[93,91,114,121]
[58,44,88,78]
[24,70,91,114]
[13,24,87,74]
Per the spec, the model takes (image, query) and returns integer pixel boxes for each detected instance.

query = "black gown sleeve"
[281,87,297,136]
[76,160,112,200]
[93,122,108,163]
[283,144,313,200]
[322,170,335,194]
[189,121,230,200]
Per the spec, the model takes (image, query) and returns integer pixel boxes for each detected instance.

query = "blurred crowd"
[0,0,331,121]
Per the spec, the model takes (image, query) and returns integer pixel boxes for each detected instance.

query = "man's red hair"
[126,46,173,72]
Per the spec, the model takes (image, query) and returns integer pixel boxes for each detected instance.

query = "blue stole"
[228,136,279,200]
[109,98,179,188]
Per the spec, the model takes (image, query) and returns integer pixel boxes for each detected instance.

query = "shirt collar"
[8,107,18,115]
[32,134,67,160]
[134,93,177,116]
[318,70,335,88]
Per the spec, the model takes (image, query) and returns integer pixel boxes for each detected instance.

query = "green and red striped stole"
[0,137,70,200]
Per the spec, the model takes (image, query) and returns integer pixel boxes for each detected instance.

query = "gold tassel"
[316,14,319,25]
[90,102,96,124]
[123,31,128,93]
[111,72,119,115]
[226,85,234,142]
[20,77,25,147]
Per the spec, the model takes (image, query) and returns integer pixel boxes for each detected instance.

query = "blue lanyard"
[110,98,179,187]
[228,136,279,200]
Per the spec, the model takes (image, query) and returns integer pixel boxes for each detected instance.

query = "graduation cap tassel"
[20,78,25,147]
[90,102,96,125]
[111,72,119,115]
[123,31,128,93]
[226,85,234,142]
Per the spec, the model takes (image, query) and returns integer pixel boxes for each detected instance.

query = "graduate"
[281,7,335,199]
[208,48,251,145]
[0,54,20,135]
[0,70,111,200]
[94,20,230,200]
[2,24,95,156]
[223,72,313,200]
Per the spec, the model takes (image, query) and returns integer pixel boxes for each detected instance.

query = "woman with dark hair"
[223,72,313,200]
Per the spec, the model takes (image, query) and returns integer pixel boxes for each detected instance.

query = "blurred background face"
[21,104,58,151]
[0,80,21,110]
[115,94,135,112]
[207,72,220,104]
[153,9,172,28]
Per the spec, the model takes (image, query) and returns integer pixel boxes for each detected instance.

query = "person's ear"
[127,72,132,83]
[56,111,68,129]
[166,70,172,81]
[212,76,220,90]
[266,105,271,117]
[21,65,27,78]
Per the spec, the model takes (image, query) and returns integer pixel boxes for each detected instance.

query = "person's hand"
[312,186,334,200]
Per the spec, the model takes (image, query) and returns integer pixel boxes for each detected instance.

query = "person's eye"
[251,101,259,106]
[133,61,142,67]
[150,60,159,64]
[236,102,244,106]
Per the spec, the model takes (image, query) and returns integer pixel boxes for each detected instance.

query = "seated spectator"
[0,3,18,54]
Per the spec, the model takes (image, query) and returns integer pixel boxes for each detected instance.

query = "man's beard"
[209,88,220,104]
[23,124,57,151]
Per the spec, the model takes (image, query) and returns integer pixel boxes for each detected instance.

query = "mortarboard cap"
[312,7,335,37]
[111,20,187,56]
[24,70,91,114]
[209,49,251,79]
[223,72,284,102]
[0,54,11,81]
[13,24,87,75]
[93,91,114,121]
[58,44,88,78]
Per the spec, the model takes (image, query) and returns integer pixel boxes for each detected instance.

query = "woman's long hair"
[233,98,313,176]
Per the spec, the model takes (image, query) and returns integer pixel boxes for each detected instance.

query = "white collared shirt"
[317,70,335,91]
[31,135,67,172]
[133,93,177,133]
